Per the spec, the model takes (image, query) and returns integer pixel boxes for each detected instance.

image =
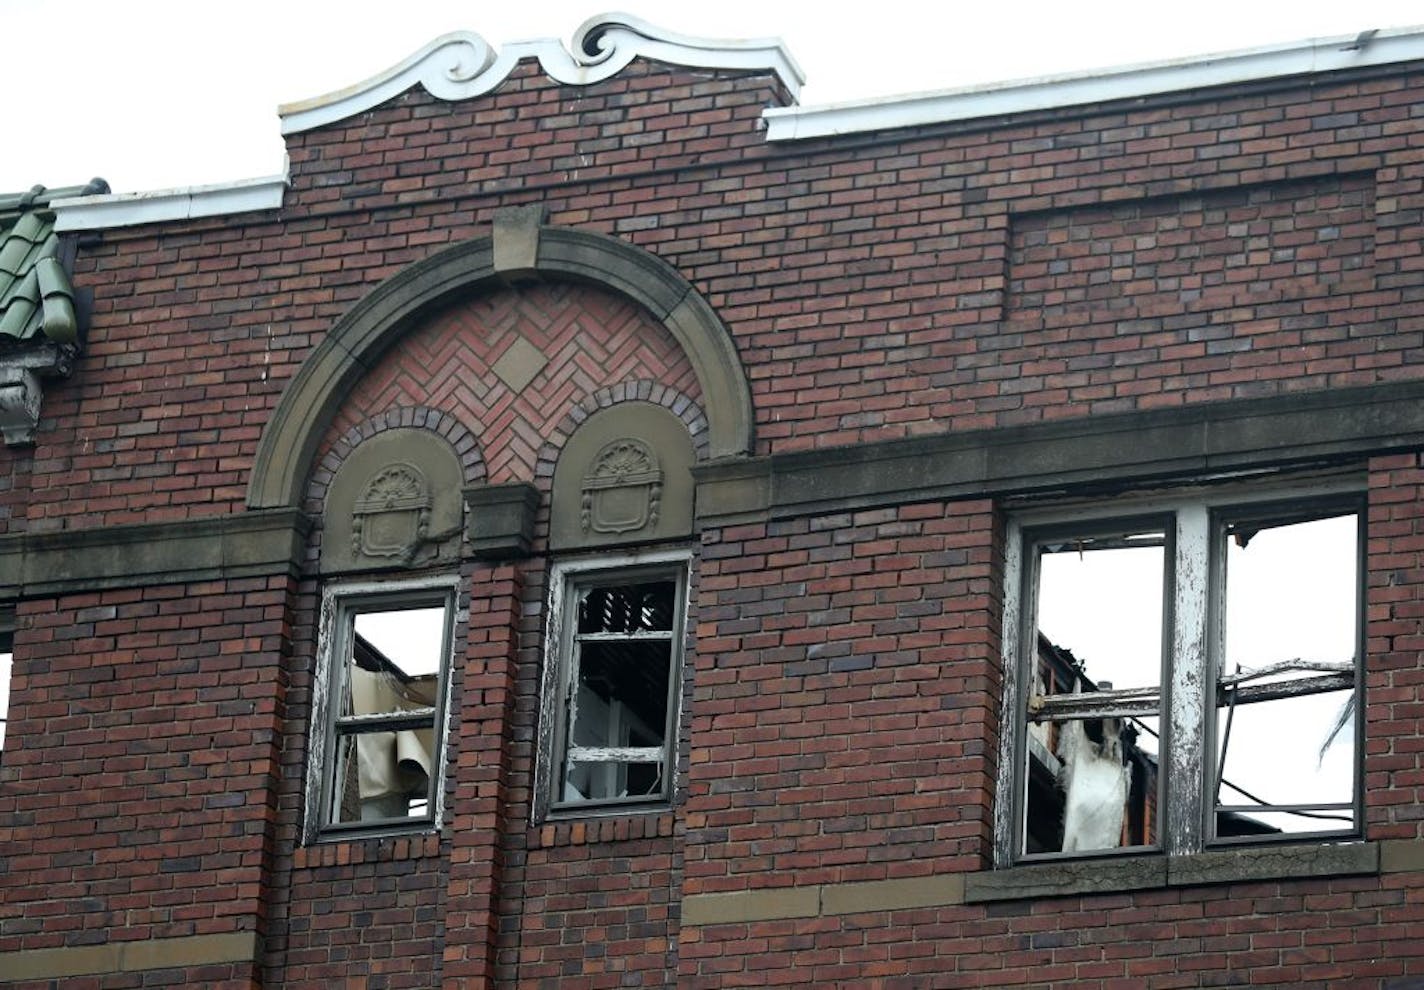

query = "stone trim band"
[0,931,259,982]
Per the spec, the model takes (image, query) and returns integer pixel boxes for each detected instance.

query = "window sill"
[964,841,1379,903]
[293,831,443,870]
[530,810,675,849]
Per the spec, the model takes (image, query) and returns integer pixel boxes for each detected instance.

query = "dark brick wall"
[682,872,1417,988]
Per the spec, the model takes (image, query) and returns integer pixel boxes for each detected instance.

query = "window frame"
[305,576,459,842]
[535,548,691,822]
[0,605,13,761]
[995,479,1364,868]
[1205,498,1365,847]
[1013,512,1176,860]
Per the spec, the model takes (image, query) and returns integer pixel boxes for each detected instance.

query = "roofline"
[42,25,1424,232]
[50,175,288,233]
[763,25,1424,141]
[278,12,804,136]
[0,180,110,220]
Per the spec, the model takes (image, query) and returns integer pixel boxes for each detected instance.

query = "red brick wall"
[3,48,1424,990]
[0,578,290,987]
[22,67,1417,536]
[1366,453,1424,843]
[686,502,1000,894]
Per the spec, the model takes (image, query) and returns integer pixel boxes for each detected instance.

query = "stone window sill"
[963,841,1380,903]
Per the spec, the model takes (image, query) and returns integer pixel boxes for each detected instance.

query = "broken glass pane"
[1214,512,1357,837]
[328,602,446,825]
[571,641,671,750]
[563,759,665,803]
[329,729,434,825]
[577,581,675,634]
[1025,531,1165,855]
[1036,533,1165,693]
[344,606,445,717]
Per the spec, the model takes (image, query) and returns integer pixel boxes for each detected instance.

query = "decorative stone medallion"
[320,428,466,574]
[551,402,694,550]
[581,438,662,535]
[351,463,432,559]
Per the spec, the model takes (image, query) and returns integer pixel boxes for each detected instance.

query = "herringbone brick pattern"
[323,283,701,484]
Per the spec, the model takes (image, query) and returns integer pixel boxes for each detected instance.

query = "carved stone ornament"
[549,401,694,551]
[580,438,662,535]
[351,463,432,560]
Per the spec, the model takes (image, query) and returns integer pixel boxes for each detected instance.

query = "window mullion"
[994,520,1023,869]
[1167,504,1210,856]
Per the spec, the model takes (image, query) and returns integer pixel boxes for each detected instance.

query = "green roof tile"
[0,179,105,346]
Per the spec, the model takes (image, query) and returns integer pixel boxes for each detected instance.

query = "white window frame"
[535,549,691,822]
[305,576,459,841]
[995,478,1364,867]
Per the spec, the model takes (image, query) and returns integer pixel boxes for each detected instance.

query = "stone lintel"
[0,930,259,981]
[694,379,1424,524]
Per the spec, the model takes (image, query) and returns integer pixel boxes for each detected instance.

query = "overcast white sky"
[2,0,1421,194]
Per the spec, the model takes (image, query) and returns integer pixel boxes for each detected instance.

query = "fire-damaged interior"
[1022,507,1359,857]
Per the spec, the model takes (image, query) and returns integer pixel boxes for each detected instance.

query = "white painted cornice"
[764,25,1424,141]
[278,12,804,135]
[51,175,289,233]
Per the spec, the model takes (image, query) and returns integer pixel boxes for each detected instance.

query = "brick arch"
[246,225,752,509]
[303,405,485,514]
[532,381,710,486]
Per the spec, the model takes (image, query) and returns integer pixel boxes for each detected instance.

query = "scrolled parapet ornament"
[279,13,803,135]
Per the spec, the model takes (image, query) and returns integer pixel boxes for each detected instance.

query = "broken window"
[0,608,13,759]
[1213,509,1360,839]
[309,580,456,836]
[1003,490,1362,864]
[543,554,688,814]
[1024,524,1167,855]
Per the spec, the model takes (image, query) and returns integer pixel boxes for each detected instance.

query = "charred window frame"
[997,486,1363,867]
[537,551,689,820]
[306,578,457,840]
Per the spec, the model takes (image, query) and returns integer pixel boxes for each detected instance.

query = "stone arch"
[246,220,753,509]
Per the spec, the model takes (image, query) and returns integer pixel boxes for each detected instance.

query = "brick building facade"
[2,15,1423,988]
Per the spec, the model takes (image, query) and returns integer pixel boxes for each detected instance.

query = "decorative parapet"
[277,13,804,135]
